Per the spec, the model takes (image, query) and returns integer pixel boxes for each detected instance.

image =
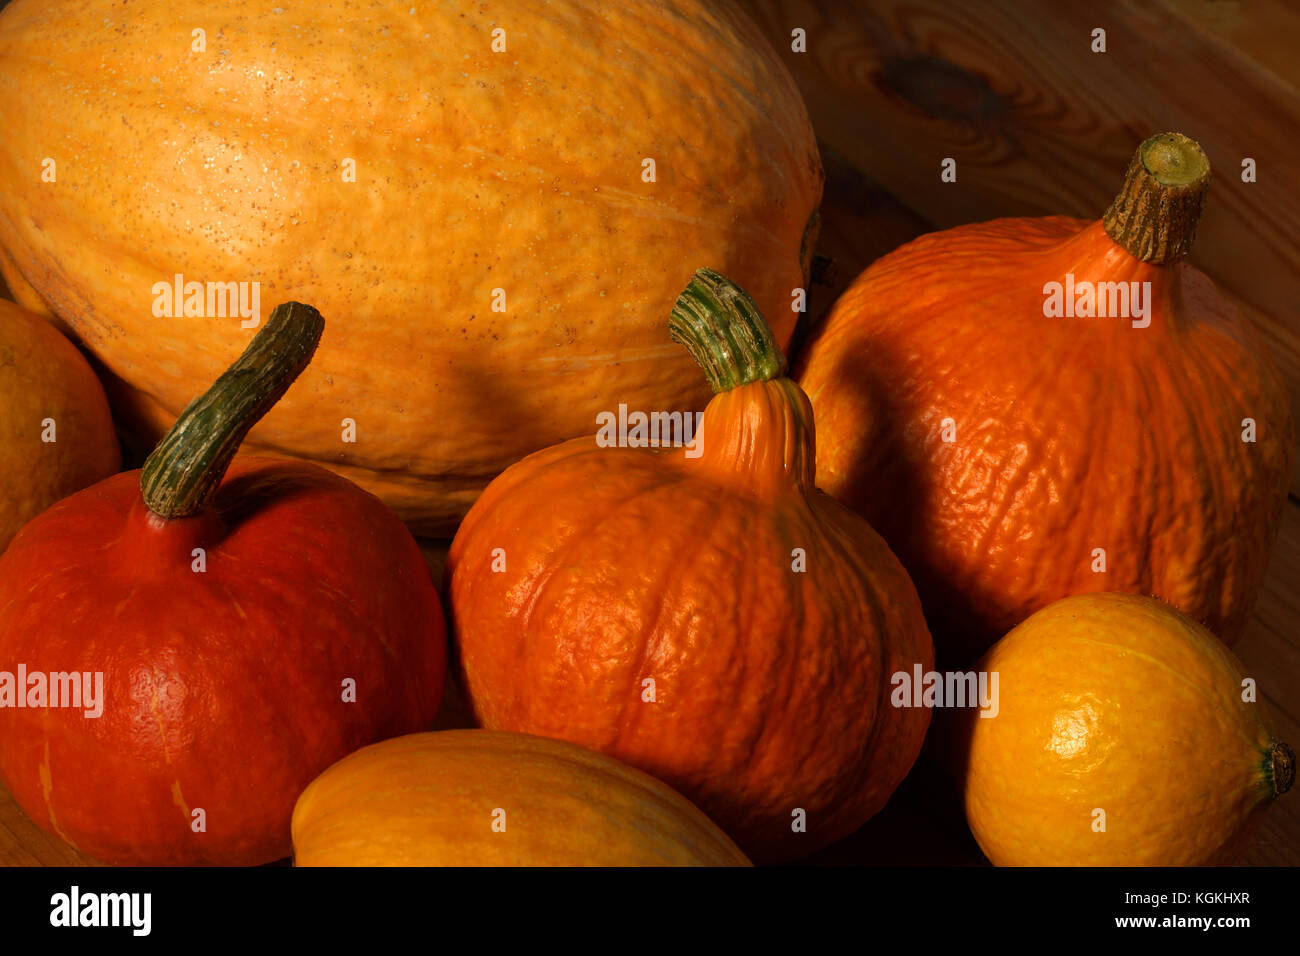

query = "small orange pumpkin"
[0,299,120,551]
[797,133,1294,661]
[292,730,751,866]
[447,269,934,863]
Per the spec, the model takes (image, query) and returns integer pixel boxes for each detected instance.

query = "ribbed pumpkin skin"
[956,593,1288,866]
[0,299,119,551]
[292,730,751,866]
[0,458,446,865]
[0,0,822,534]
[797,218,1294,661]
[447,379,934,863]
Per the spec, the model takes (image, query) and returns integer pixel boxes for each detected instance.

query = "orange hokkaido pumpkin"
[446,270,934,863]
[0,304,446,865]
[0,0,822,534]
[292,730,751,866]
[955,593,1293,866]
[0,299,119,551]
[797,133,1294,661]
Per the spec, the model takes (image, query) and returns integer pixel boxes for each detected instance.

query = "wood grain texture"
[741,0,1300,493]
[0,785,98,865]
[1161,0,1300,90]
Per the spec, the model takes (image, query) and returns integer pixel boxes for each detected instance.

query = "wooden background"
[2,0,1297,865]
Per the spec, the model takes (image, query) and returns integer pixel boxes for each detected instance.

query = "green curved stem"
[140,301,325,519]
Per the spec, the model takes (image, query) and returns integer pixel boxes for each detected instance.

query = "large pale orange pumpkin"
[292,731,751,866]
[447,270,934,863]
[0,298,119,551]
[0,0,821,534]
[956,593,1293,866]
[797,133,1294,661]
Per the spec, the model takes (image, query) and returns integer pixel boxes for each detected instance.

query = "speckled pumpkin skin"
[292,730,751,866]
[956,593,1288,866]
[0,299,119,551]
[447,378,934,863]
[797,218,1294,662]
[0,0,822,534]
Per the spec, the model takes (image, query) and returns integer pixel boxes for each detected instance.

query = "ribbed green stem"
[1102,132,1211,264]
[669,269,787,392]
[140,302,325,519]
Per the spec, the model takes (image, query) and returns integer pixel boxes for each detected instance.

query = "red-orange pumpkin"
[447,269,934,863]
[797,133,1294,661]
[0,304,445,865]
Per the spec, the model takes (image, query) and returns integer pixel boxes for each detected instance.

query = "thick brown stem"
[1273,741,1295,797]
[1102,132,1210,264]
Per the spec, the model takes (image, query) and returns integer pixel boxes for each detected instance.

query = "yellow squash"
[291,730,751,866]
[957,593,1293,866]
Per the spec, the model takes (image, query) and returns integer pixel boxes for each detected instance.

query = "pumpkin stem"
[1272,742,1295,797]
[140,302,325,519]
[669,268,787,393]
[1102,132,1210,264]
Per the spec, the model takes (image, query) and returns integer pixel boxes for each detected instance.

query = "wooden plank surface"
[0,789,99,866]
